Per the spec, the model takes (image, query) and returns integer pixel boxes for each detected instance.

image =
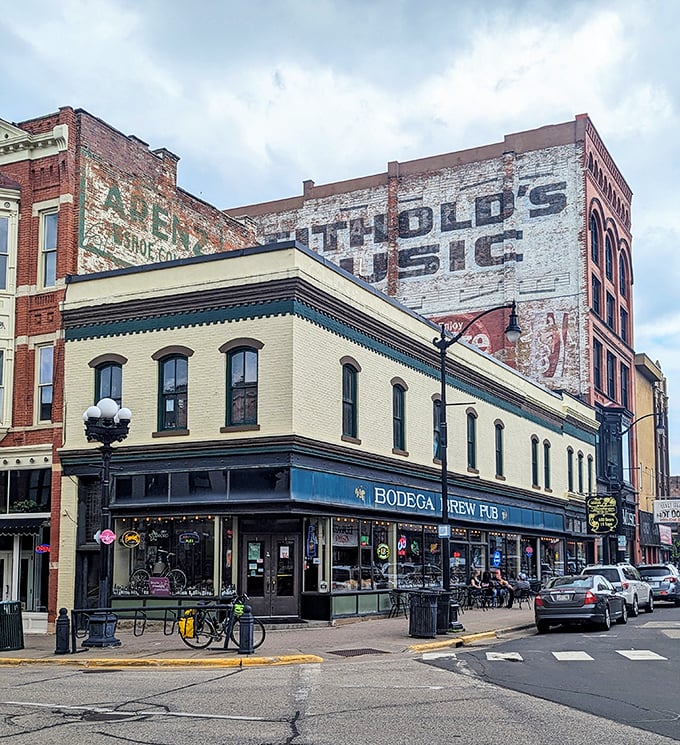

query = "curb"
[407,623,535,653]
[0,653,324,668]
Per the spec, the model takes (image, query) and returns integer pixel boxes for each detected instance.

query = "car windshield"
[549,576,593,589]
[583,568,618,583]
[639,567,671,577]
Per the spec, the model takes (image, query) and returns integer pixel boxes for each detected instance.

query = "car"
[637,564,680,606]
[534,574,627,633]
[581,563,654,616]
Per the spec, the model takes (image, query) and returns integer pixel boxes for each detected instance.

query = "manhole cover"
[329,648,389,657]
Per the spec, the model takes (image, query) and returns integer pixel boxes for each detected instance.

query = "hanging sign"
[120,530,141,548]
[586,496,618,534]
[100,529,116,545]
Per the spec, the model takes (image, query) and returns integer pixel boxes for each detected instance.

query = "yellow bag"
[178,609,195,639]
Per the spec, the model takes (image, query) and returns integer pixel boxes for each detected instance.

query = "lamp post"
[81,397,132,647]
[433,301,521,594]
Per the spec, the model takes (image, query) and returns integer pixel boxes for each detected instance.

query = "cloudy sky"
[3,0,680,472]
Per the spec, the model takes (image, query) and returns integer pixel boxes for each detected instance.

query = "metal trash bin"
[435,591,452,634]
[408,591,437,638]
[0,601,24,651]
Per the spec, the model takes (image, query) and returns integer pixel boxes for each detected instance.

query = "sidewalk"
[0,603,536,668]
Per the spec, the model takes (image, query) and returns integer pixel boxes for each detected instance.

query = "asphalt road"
[1,634,679,744]
[425,603,680,741]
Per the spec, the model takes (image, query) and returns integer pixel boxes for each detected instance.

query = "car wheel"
[616,601,628,624]
[629,596,639,617]
[600,606,611,631]
[536,621,550,634]
[645,593,654,613]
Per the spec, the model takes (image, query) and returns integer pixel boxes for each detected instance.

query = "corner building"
[59,242,598,621]
[225,115,643,563]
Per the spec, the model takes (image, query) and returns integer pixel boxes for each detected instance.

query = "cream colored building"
[59,241,598,620]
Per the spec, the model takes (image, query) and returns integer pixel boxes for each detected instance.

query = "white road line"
[485,652,523,661]
[422,651,458,660]
[552,651,594,661]
[616,650,667,661]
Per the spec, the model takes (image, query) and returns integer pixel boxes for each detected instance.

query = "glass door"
[241,533,299,617]
[0,551,13,601]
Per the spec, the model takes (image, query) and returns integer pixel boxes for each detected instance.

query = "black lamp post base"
[81,612,121,648]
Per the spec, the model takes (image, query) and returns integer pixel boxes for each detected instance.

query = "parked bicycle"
[178,593,266,650]
[129,549,187,595]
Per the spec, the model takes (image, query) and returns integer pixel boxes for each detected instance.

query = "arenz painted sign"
[291,468,563,532]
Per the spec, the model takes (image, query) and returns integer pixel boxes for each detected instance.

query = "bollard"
[238,604,254,655]
[55,607,70,655]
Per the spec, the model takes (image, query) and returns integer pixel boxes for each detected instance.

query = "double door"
[241,533,299,618]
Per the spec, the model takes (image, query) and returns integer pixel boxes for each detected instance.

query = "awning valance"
[0,516,49,536]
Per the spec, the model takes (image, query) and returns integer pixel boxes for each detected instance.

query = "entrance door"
[241,533,299,618]
[0,551,13,601]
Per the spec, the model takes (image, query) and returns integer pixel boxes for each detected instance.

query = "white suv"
[581,564,654,616]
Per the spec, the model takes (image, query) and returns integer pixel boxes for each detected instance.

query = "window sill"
[495,474,506,481]
[220,424,260,433]
[392,448,409,457]
[341,435,361,445]
[467,467,479,475]
[152,429,190,438]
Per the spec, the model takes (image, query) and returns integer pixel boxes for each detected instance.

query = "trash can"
[435,591,452,634]
[0,601,24,651]
[408,591,437,638]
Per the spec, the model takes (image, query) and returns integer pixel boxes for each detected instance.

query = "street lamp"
[433,301,521,594]
[81,397,132,647]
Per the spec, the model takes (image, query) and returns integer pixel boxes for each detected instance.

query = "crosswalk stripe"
[616,650,667,660]
[485,652,523,661]
[422,651,458,660]
[552,651,594,661]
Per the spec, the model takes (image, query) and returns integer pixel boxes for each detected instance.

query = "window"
[606,352,616,399]
[0,216,8,290]
[605,234,614,281]
[543,441,551,489]
[619,254,628,297]
[495,422,504,477]
[37,345,53,422]
[41,211,58,288]
[531,437,539,487]
[158,355,188,430]
[605,292,615,330]
[227,348,258,425]
[591,275,601,315]
[0,350,4,423]
[466,412,477,470]
[587,455,594,495]
[567,448,574,492]
[593,339,603,390]
[577,452,584,493]
[590,214,600,265]
[620,363,629,409]
[620,307,629,344]
[433,400,442,461]
[392,382,406,452]
[95,362,122,406]
[342,363,358,439]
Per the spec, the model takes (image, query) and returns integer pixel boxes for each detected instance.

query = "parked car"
[534,574,627,633]
[637,564,680,606]
[581,564,654,616]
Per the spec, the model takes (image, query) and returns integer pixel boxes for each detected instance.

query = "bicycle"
[129,549,187,595]
[178,594,266,650]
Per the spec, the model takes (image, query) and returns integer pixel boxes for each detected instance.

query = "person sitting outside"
[494,569,515,608]
[480,570,497,607]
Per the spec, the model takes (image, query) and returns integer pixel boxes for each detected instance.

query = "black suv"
[637,564,680,606]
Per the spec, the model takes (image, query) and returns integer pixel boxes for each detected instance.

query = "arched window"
[158,354,188,431]
[619,253,628,297]
[590,214,600,265]
[466,411,477,470]
[494,422,504,478]
[531,437,539,487]
[577,452,584,494]
[605,234,614,280]
[95,362,122,406]
[226,348,259,426]
[433,399,442,461]
[392,381,406,452]
[543,441,551,489]
[587,455,594,494]
[567,448,574,492]
[342,362,359,439]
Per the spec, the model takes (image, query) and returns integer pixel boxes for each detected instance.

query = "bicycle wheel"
[129,569,150,595]
[179,612,218,649]
[167,569,187,594]
[230,616,266,650]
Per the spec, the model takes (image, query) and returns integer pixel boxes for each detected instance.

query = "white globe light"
[117,407,132,422]
[97,398,119,419]
[84,405,101,421]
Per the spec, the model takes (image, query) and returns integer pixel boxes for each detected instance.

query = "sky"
[2,0,680,474]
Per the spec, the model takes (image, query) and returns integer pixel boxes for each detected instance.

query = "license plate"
[555,593,571,601]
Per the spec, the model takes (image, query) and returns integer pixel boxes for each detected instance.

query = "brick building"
[0,107,256,627]
[225,115,658,563]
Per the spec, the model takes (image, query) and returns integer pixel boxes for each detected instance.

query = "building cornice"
[0,121,69,165]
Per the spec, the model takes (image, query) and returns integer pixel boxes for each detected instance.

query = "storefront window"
[221,517,234,595]
[331,518,389,591]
